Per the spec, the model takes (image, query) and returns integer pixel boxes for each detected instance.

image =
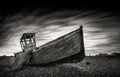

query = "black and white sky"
[0,1,120,56]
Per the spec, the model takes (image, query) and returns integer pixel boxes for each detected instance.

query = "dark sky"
[0,1,120,56]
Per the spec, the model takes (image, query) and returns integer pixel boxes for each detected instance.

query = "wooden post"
[80,25,85,57]
[24,35,27,45]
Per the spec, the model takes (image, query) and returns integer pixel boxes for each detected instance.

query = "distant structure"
[10,25,85,70]
[89,53,91,56]
[95,52,120,58]
[96,53,108,57]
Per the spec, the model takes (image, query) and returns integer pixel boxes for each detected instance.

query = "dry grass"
[0,56,120,77]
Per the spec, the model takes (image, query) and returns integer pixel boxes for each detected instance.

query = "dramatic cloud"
[0,9,120,56]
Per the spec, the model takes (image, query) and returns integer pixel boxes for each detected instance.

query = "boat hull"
[28,26,85,65]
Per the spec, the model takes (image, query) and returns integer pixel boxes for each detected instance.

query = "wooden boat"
[11,26,85,70]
